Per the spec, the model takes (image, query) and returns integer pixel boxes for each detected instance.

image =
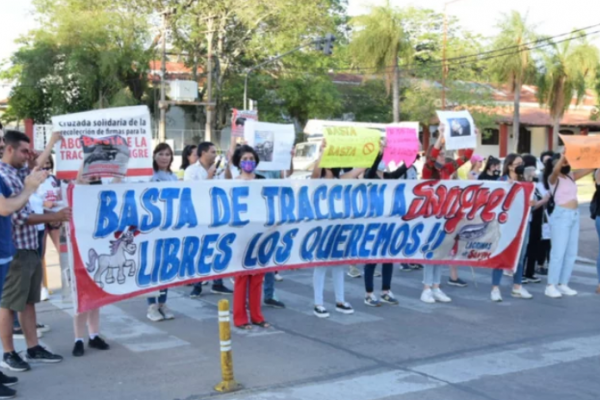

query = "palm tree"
[537,33,599,137]
[349,1,411,122]
[490,11,537,152]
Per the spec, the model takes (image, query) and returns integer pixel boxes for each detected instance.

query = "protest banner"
[244,120,294,171]
[320,126,381,168]
[67,179,533,312]
[436,110,476,151]
[383,123,420,168]
[560,134,600,169]
[231,109,258,139]
[52,106,153,180]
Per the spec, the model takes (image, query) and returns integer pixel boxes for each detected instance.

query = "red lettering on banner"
[82,136,126,147]
[61,138,82,149]
[129,148,148,158]
[404,181,510,233]
[61,150,82,160]
[467,250,492,260]
[126,137,147,148]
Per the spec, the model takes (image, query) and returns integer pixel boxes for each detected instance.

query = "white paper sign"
[244,120,294,171]
[51,106,153,180]
[436,110,476,151]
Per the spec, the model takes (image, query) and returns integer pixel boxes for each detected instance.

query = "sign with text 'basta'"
[67,179,532,312]
[320,126,382,168]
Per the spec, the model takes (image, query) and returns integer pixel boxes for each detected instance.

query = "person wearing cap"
[468,154,484,180]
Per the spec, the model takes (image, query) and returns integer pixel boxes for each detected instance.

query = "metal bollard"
[214,299,242,393]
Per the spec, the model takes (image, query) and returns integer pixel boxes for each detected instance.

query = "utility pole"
[442,0,462,110]
[158,10,169,143]
[204,17,214,142]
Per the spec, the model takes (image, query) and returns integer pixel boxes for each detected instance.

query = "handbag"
[541,210,551,240]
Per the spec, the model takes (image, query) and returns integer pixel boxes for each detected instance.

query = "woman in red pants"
[230,145,270,330]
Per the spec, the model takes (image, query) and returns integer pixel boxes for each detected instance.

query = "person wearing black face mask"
[478,157,501,181]
[542,152,594,298]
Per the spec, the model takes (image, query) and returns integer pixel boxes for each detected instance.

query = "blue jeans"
[364,263,393,293]
[548,206,579,285]
[596,217,600,283]
[147,289,168,305]
[423,265,443,286]
[492,222,530,286]
[263,272,275,300]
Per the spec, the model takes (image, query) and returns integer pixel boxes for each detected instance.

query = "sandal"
[236,324,252,330]
[252,321,270,328]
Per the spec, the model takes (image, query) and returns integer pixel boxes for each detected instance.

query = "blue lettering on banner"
[94,190,119,237]
[210,188,230,227]
[140,188,161,231]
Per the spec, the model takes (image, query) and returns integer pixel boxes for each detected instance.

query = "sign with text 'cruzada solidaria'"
[52,106,153,180]
[67,179,533,312]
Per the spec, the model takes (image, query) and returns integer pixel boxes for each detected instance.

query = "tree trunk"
[392,59,400,123]
[512,81,521,153]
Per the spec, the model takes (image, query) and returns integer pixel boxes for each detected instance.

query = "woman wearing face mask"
[146,143,178,322]
[310,140,365,316]
[543,153,593,298]
[467,155,484,180]
[177,144,198,179]
[478,157,501,181]
[489,154,534,302]
[230,145,270,329]
[420,126,474,303]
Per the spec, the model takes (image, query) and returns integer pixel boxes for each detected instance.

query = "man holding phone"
[185,142,233,296]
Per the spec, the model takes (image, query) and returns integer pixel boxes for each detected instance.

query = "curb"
[577,256,596,265]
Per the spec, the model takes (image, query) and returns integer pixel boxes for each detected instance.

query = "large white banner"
[67,179,533,312]
[52,106,153,180]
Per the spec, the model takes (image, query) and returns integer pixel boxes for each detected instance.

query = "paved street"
[12,219,600,400]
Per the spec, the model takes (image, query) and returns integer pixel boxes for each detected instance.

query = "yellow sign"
[560,134,600,169]
[320,126,381,168]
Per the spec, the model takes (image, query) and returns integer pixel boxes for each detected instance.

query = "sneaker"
[0,372,17,387]
[557,285,578,296]
[364,294,381,307]
[335,302,354,314]
[491,288,503,302]
[512,287,533,299]
[410,264,424,270]
[448,278,468,287]
[432,288,452,303]
[537,267,548,276]
[521,276,530,284]
[190,286,202,298]
[524,275,541,284]
[12,328,41,340]
[347,270,361,278]
[211,285,233,295]
[545,285,563,299]
[374,270,382,277]
[88,336,110,350]
[264,298,286,309]
[72,341,84,357]
[147,304,164,322]
[36,323,50,334]
[420,289,436,304]
[41,287,49,302]
[503,270,514,277]
[380,291,399,305]
[25,346,63,363]
[313,306,329,318]
[274,273,283,282]
[0,353,29,372]
[159,304,175,320]
[398,264,412,272]
[0,384,16,399]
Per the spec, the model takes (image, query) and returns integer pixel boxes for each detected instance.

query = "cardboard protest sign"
[231,109,258,138]
[320,126,381,168]
[383,122,420,168]
[244,120,294,171]
[560,134,600,169]
[436,110,476,150]
[67,179,532,313]
[52,106,153,180]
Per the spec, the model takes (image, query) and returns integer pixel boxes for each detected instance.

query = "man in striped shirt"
[0,131,70,373]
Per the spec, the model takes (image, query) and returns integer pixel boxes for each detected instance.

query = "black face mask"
[515,165,525,175]
[561,165,571,175]
[492,170,500,177]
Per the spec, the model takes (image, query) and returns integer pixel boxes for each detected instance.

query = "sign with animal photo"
[67,179,532,312]
[52,106,153,180]
[436,110,476,151]
[231,109,258,139]
[244,120,294,171]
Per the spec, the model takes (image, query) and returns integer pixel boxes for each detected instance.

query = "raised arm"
[311,140,327,179]
[0,169,47,216]
[548,153,565,186]
[573,168,594,181]
[36,132,62,170]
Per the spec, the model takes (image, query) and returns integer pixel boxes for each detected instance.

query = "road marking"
[51,300,189,352]
[226,334,600,400]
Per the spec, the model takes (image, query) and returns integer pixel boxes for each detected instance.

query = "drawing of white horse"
[86,226,140,288]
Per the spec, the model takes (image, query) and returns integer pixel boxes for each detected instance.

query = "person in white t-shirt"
[185,142,233,296]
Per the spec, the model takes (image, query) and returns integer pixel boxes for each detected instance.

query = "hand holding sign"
[383,123,419,168]
[560,134,600,169]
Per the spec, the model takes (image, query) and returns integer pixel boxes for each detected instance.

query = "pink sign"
[383,123,420,167]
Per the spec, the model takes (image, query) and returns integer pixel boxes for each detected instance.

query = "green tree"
[537,33,599,135]
[489,11,537,151]
[349,1,412,122]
